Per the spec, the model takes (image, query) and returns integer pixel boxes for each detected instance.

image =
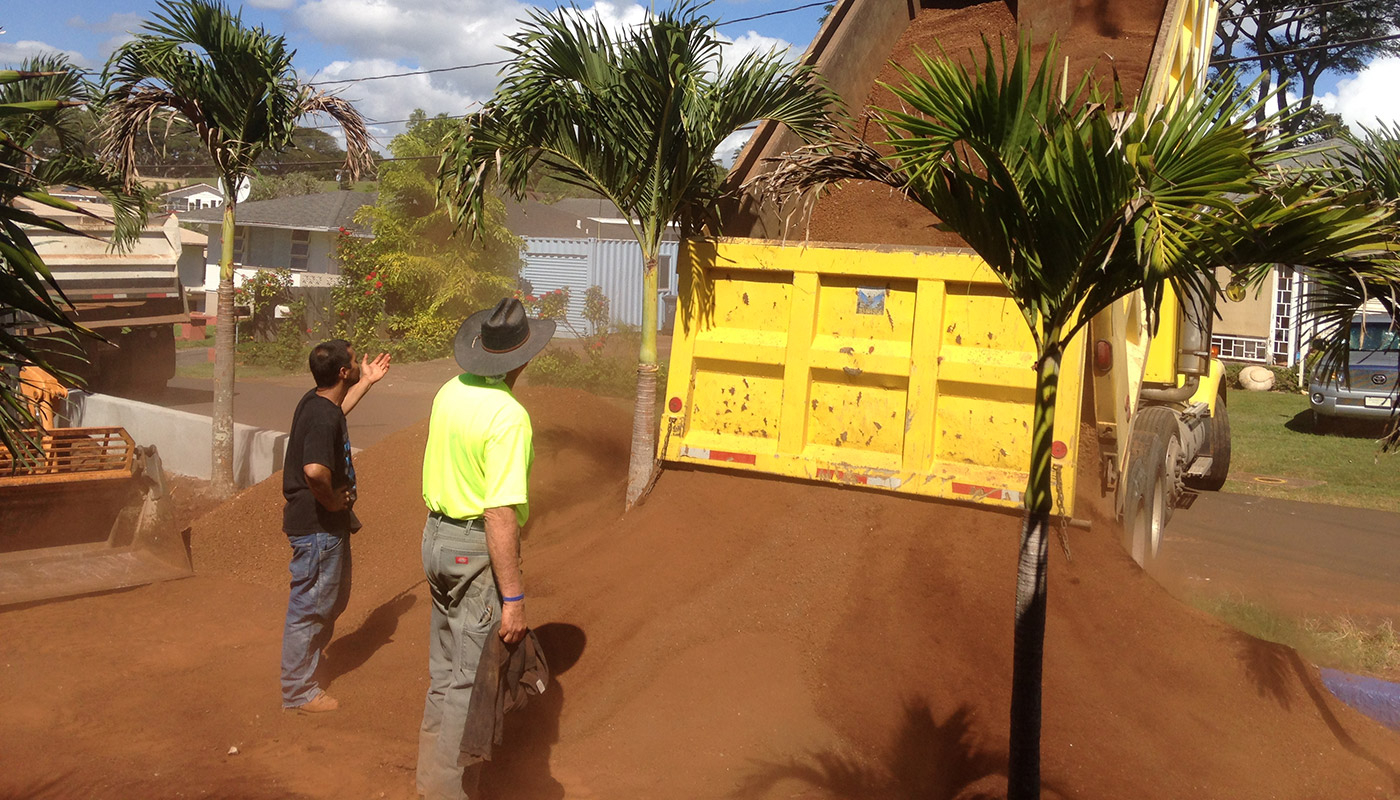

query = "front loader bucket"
[0,428,193,607]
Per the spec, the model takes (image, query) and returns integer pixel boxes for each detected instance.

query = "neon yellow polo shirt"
[422,374,533,526]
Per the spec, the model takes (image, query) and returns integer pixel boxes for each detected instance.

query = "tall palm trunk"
[626,253,661,507]
[211,197,237,498]
[1007,341,1061,800]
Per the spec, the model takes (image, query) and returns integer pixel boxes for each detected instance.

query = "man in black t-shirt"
[280,339,390,713]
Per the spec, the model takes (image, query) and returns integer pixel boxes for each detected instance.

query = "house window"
[1212,334,1269,364]
[290,229,310,271]
[232,226,246,265]
[657,254,673,292]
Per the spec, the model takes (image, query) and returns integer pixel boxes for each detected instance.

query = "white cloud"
[247,0,300,8]
[291,1,799,144]
[720,30,796,65]
[294,0,533,103]
[1317,56,1400,131]
[0,39,88,68]
[715,128,755,168]
[309,57,480,144]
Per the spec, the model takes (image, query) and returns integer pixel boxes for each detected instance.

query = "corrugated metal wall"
[520,237,679,337]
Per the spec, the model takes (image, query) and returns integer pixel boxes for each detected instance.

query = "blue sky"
[2,0,825,156]
[4,0,1396,153]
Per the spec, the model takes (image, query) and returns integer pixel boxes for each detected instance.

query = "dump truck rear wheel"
[1186,386,1230,491]
[1122,407,1180,568]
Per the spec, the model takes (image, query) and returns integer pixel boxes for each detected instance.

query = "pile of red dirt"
[4,385,1398,799]
[803,0,1167,248]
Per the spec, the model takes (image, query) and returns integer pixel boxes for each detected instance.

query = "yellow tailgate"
[661,238,1087,516]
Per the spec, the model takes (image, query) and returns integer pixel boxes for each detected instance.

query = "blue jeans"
[281,531,352,708]
[417,515,498,800]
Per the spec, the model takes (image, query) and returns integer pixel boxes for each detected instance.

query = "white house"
[182,191,376,318]
[160,183,224,213]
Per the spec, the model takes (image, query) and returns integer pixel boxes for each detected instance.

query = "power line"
[307,60,510,87]
[303,2,826,88]
[1217,0,1357,23]
[1213,32,1400,65]
[304,111,477,130]
[718,0,829,26]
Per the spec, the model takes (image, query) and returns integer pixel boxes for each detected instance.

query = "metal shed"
[520,236,680,337]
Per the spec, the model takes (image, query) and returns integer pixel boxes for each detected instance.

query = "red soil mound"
[4,386,1396,799]
[804,0,1167,248]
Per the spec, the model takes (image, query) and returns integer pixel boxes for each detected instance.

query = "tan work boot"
[295,692,339,713]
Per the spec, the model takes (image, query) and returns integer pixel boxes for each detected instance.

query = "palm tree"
[755,39,1397,799]
[438,0,839,507]
[1,61,153,462]
[100,0,372,497]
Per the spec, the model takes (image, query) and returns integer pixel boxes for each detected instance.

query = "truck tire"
[1186,386,1231,491]
[1122,406,1181,569]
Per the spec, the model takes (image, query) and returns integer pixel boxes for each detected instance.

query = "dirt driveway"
[3,385,1399,799]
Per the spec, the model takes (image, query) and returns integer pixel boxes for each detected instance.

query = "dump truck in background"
[10,197,189,393]
[660,0,1229,567]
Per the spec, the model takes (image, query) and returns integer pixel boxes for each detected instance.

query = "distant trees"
[1212,0,1400,137]
[334,110,520,359]
[249,171,324,201]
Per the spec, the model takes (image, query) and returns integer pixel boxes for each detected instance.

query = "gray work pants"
[417,515,499,800]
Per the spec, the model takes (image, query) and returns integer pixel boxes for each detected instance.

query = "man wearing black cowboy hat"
[416,297,554,800]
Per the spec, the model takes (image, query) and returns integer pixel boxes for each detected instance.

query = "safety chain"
[640,416,679,501]
[1052,463,1072,562]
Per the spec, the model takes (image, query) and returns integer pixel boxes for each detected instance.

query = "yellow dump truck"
[660,0,1229,566]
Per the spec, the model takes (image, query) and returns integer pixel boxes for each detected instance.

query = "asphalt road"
[157,357,463,449]
[145,362,1399,623]
[1155,490,1400,622]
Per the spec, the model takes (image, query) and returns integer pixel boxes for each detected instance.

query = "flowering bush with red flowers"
[331,228,387,346]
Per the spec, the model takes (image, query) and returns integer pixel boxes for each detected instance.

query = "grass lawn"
[175,361,290,381]
[174,324,214,350]
[1224,389,1400,512]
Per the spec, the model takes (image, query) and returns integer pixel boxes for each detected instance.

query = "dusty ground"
[2,384,1399,800]
[5,3,1399,797]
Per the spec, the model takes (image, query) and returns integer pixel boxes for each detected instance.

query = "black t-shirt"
[283,389,360,535]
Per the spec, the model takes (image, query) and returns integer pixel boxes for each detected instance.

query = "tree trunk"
[1007,343,1061,800]
[211,198,238,499]
[625,254,661,508]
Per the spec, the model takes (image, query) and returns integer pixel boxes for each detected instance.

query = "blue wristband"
[501,593,524,603]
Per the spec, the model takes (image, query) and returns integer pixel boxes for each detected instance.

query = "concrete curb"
[1320,668,1400,731]
[61,391,288,489]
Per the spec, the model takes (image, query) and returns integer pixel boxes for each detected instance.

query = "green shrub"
[528,343,670,399]
[529,345,636,396]
[384,312,457,362]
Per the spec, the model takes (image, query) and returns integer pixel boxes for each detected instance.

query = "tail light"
[1093,340,1113,371]
[668,396,683,413]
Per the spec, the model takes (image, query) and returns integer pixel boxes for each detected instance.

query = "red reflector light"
[1051,440,1069,459]
[668,396,683,413]
[1093,340,1112,371]
[1210,344,1220,357]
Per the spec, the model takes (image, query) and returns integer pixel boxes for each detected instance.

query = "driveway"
[1154,490,1400,622]
[155,357,462,449]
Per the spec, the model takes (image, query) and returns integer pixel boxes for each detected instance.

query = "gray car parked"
[1309,312,1399,430]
